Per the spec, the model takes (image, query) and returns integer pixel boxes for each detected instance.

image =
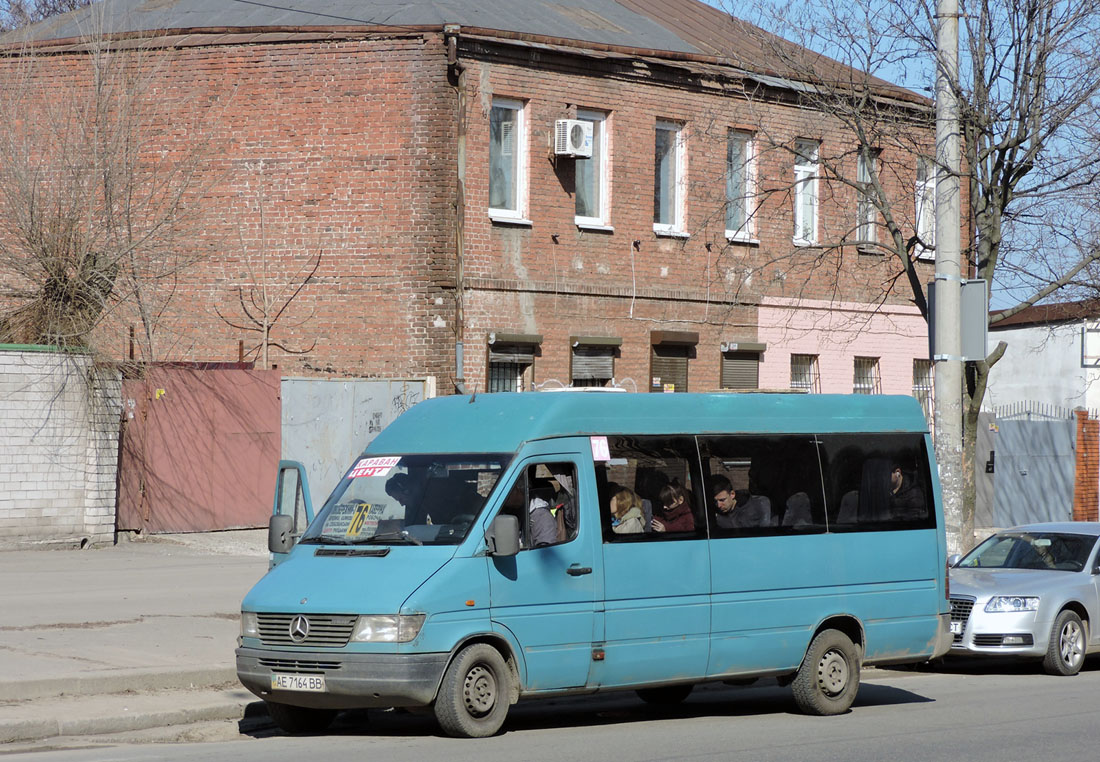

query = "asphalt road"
[10,657,1100,761]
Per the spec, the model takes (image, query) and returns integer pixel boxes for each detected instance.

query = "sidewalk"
[0,530,271,745]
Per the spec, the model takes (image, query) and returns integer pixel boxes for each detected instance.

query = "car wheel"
[636,684,694,705]
[791,629,861,715]
[265,702,337,734]
[1042,609,1086,676]
[434,643,511,738]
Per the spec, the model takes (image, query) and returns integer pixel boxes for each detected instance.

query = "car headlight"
[985,596,1040,613]
[350,614,426,643]
[240,611,259,638]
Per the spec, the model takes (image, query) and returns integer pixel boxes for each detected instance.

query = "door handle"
[567,565,592,576]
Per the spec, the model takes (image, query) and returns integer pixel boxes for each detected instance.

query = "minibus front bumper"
[236,646,450,709]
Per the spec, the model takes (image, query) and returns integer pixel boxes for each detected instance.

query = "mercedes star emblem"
[289,614,310,643]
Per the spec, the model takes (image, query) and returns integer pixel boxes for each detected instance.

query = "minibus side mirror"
[947,554,961,568]
[486,514,520,557]
[269,514,295,554]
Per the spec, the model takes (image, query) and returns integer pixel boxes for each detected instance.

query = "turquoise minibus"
[236,392,951,737]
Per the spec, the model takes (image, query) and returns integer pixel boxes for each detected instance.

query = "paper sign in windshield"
[350,456,401,479]
[325,501,383,536]
[590,436,611,462]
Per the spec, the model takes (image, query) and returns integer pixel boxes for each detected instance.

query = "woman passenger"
[652,482,695,533]
[610,489,646,534]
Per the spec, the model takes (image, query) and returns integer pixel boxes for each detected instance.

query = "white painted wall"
[985,323,1100,411]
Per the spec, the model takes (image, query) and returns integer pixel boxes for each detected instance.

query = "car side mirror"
[269,513,295,554]
[486,514,520,557]
[947,554,961,568]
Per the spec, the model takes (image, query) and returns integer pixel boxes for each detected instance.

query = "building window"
[489,98,526,220]
[653,120,685,235]
[853,357,881,395]
[793,140,819,245]
[571,337,619,387]
[650,332,697,393]
[720,350,760,390]
[856,148,879,246]
[487,333,540,392]
[915,157,936,259]
[913,358,934,422]
[726,130,753,240]
[575,110,609,227]
[790,354,820,393]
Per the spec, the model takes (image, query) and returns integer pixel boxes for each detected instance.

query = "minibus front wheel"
[791,629,860,716]
[434,643,511,738]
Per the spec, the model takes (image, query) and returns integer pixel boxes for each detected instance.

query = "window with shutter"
[720,351,760,390]
[651,345,689,393]
[572,345,614,387]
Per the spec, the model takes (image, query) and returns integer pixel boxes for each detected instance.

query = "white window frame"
[793,140,819,246]
[853,356,881,395]
[912,358,934,422]
[653,120,687,237]
[725,130,756,242]
[915,157,936,260]
[790,354,820,393]
[488,97,529,224]
[856,148,878,246]
[575,109,610,229]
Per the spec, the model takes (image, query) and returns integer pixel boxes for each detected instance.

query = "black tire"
[1043,610,1086,676]
[265,701,338,734]
[434,643,511,738]
[791,629,860,716]
[636,684,694,705]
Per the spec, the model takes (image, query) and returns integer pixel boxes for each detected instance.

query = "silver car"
[949,522,1100,675]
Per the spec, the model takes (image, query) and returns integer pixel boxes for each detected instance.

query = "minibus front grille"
[257,613,357,647]
[949,596,975,644]
[259,657,342,672]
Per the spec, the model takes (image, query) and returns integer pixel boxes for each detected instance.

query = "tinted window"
[698,435,825,536]
[594,436,705,541]
[818,434,935,531]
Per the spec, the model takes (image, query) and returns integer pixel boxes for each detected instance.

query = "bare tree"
[0,33,220,361]
[0,0,94,32]
[716,0,1100,549]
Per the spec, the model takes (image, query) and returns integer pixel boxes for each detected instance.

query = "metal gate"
[118,366,281,532]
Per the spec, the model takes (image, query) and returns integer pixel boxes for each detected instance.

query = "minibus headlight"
[985,596,1039,613]
[351,614,426,643]
[240,611,259,638]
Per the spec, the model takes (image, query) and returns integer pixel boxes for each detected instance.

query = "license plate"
[950,621,962,635]
[271,673,326,692]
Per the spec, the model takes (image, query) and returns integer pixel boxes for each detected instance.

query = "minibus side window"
[595,436,706,542]
[698,435,826,536]
[817,434,936,531]
[496,462,579,549]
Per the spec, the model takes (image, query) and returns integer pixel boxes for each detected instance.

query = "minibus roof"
[367,392,929,455]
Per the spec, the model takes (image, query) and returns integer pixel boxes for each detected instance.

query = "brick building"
[2,0,939,401]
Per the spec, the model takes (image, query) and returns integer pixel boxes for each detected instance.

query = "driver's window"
[498,462,578,549]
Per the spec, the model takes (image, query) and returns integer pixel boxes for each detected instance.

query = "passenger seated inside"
[711,475,771,529]
[782,492,812,527]
[888,464,926,520]
[609,488,646,534]
[652,482,695,533]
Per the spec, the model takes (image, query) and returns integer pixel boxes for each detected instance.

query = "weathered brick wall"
[1073,409,1099,521]
[0,349,121,548]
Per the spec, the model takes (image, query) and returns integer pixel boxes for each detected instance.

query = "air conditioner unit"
[554,119,593,158]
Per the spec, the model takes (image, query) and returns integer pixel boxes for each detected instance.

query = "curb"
[0,667,238,703]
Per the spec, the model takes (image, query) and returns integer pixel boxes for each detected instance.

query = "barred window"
[913,359,934,422]
[790,354,820,393]
[853,357,881,395]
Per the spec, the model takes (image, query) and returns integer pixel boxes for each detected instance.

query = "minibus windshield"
[299,453,511,546]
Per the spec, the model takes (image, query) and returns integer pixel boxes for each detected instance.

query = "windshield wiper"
[367,531,424,546]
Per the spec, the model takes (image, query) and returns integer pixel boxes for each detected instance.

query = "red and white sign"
[349,456,401,479]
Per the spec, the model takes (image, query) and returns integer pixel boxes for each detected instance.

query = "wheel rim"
[1059,620,1084,669]
[462,663,498,717]
[817,648,850,697]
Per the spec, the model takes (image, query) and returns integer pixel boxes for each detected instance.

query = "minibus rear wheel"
[265,701,337,734]
[435,643,510,738]
[791,629,860,716]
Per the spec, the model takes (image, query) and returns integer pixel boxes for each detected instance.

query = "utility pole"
[934,0,964,553]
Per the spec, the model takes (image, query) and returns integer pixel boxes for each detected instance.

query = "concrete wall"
[0,349,121,549]
[986,323,1100,411]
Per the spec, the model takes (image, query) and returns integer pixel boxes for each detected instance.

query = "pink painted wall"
[758,299,929,394]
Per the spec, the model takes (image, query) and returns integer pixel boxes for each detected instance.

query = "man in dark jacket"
[889,466,926,520]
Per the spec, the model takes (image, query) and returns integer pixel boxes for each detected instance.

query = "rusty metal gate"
[118,366,280,533]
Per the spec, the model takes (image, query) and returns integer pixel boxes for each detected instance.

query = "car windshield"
[299,453,511,546]
[957,531,1098,572]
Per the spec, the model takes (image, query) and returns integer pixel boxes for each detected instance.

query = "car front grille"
[258,657,342,673]
[257,613,357,647]
[950,596,975,644]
